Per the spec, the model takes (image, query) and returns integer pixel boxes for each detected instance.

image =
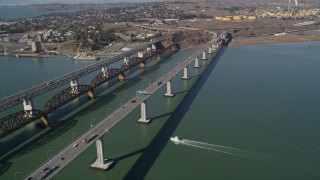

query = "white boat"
[170,136,183,144]
[73,53,97,60]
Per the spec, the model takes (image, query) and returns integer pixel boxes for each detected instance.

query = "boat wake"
[179,139,273,160]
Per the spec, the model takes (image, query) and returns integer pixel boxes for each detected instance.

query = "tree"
[171,31,184,44]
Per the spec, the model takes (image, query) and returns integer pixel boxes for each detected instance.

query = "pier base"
[118,73,125,81]
[90,137,114,170]
[139,62,146,68]
[201,51,208,60]
[164,93,175,97]
[193,58,201,68]
[181,66,190,80]
[90,159,113,171]
[138,118,151,123]
[40,115,49,127]
[164,80,175,97]
[87,90,95,99]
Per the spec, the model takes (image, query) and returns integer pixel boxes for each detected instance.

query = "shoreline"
[229,35,320,46]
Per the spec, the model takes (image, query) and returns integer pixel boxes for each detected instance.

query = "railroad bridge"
[0,37,178,138]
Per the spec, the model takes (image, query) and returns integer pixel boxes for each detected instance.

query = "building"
[31,41,41,53]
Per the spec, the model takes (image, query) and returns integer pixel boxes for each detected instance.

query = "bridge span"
[0,36,170,112]
[0,36,178,138]
[24,34,228,180]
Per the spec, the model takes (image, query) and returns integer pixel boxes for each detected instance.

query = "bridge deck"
[24,37,221,180]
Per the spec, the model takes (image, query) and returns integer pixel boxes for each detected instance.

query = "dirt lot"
[230,35,320,46]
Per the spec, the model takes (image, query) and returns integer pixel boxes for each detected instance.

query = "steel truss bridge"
[0,36,176,138]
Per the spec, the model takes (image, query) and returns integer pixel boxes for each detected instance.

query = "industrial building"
[31,41,41,53]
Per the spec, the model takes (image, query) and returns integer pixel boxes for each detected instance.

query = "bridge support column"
[194,57,200,68]
[208,46,213,54]
[70,79,79,94]
[40,115,49,126]
[138,51,144,59]
[124,57,129,64]
[211,44,215,51]
[181,66,190,80]
[90,137,113,170]
[201,51,207,60]
[101,66,108,77]
[164,79,175,97]
[139,61,146,68]
[118,73,125,81]
[147,47,152,54]
[152,44,156,52]
[138,100,150,123]
[23,99,34,118]
[87,88,95,99]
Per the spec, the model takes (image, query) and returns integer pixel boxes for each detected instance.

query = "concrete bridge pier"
[194,57,200,68]
[124,57,129,65]
[23,99,34,118]
[40,115,49,126]
[147,47,152,54]
[138,51,144,59]
[138,100,150,123]
[90,136,113,170]
[87,89,95,99]
[156,52,161,60]
[101,66,108,77]
[211,44,216,51]
[26,98,49,126]
[164,79,175,97]
[139,61,146,68]
[208,46,213,54]
[70,79,79,94]
[152,44,156,52]
[181,66,190,80]
[201,51,207,60]
[118,72,125,81]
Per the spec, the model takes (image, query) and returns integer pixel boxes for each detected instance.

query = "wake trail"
[180,139,274,161]
[173,138,320,169]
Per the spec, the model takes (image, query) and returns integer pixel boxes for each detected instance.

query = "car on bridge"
[86,134,98,143]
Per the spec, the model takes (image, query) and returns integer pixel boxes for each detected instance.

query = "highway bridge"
[24,34,228,180]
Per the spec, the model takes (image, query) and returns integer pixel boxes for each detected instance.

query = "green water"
[1,41,320,179]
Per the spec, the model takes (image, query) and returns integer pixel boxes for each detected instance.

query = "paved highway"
[0,36,170,112]
[24,36,222,180]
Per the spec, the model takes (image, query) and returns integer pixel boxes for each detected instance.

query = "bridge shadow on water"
[0,116,78,176]
[150,112,173,122]
[123,47,227,179]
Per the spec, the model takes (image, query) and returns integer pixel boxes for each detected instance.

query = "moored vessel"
[73,53,97,60]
